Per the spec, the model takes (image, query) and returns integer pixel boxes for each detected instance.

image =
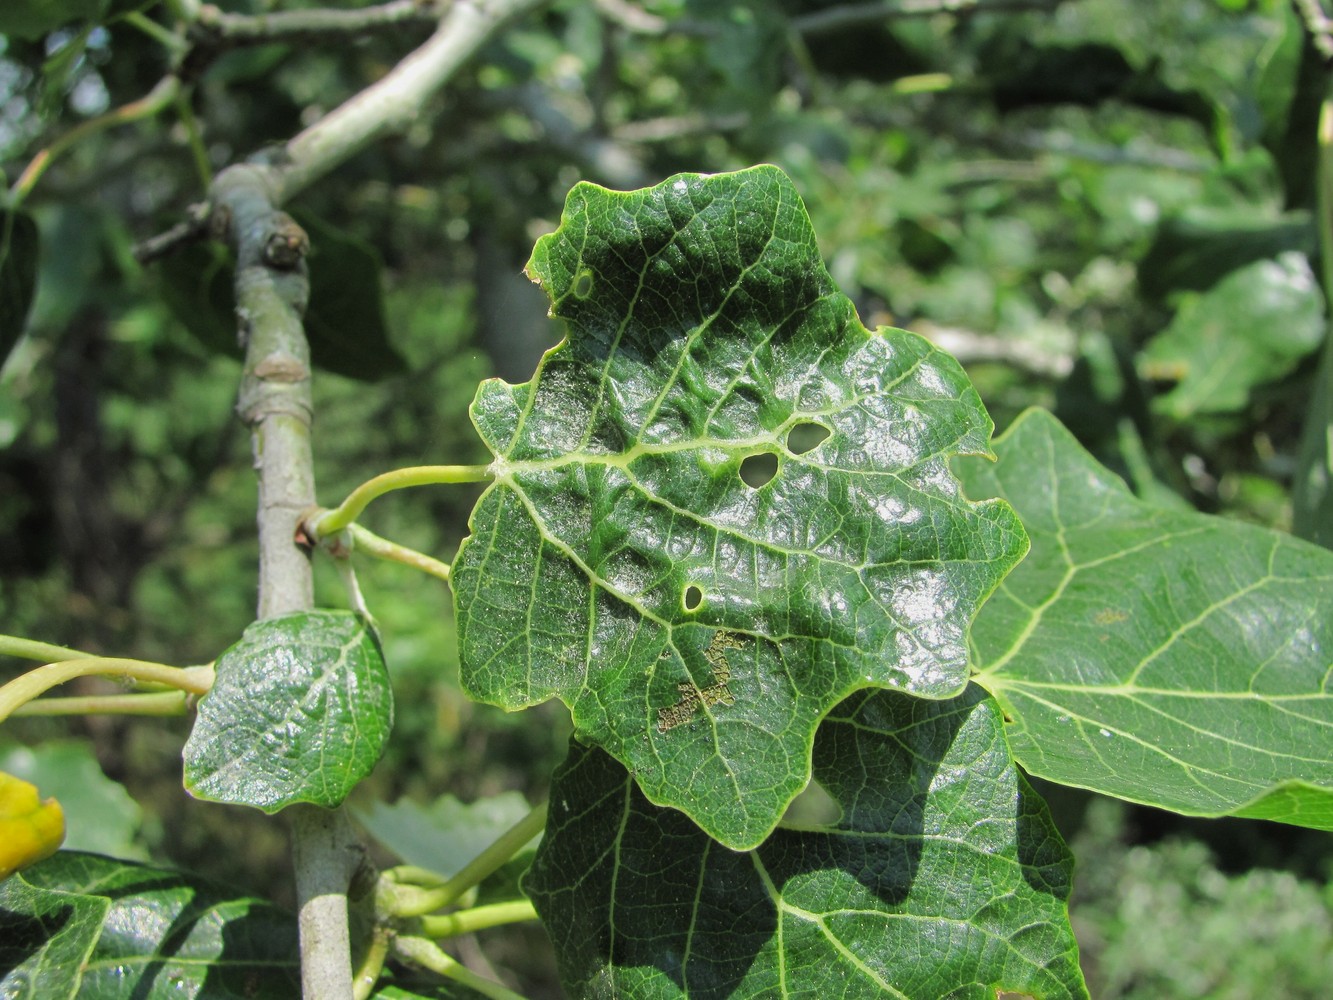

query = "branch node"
[262,214,311,269]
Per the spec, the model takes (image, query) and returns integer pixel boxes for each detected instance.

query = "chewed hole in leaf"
[787,421,831,455]
[572,269,594,299]
[739,452,779,488]
[683,585,703,611]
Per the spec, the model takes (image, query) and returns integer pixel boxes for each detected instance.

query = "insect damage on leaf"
[657,629,746,733]
[454,165,1028,849]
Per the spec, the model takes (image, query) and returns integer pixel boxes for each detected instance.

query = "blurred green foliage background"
[2,0,1331,995]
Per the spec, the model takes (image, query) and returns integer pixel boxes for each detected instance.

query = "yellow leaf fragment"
[0,770,65,879]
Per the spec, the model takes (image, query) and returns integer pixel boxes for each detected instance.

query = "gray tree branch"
[206,2,549,996]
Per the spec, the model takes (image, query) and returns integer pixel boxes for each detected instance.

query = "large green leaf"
[183,610,393,812]
[961,409,1333,828]
[0,866,107,999]
[453,165,1026,850]
[1139,253,1325,420]
[525,686,1086,999]
[2,852,299,998]
[0,210,39,366]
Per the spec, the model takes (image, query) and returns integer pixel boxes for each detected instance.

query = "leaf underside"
[453,165,1026,850]
[961,409,1333,828]
[525,685,1087,1000]
[183,610,393,812]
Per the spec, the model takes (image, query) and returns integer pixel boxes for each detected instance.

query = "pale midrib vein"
[1009,687,1277,793]
[747,852,790,999]
[606,772,635,971]
[679,837,711,991]
[640,189,783,433]
[998,679,1331,702]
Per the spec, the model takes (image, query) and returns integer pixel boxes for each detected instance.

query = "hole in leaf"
[683,585,703,611]
[787,422,831,455]
[739,453,778,488]
[572,269,594,299]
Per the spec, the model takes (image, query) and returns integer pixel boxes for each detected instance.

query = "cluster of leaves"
[3,0,1333,997]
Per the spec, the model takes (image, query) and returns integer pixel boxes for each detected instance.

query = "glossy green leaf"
[183,610,393,812]
[3,851,299,998]
[1140,253,1324,420]
[961,409,1333,828]
[0,210,39,366]
[453,165,1026,850]
[525,686,1086,999]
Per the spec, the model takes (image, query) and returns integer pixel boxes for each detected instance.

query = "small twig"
[1293,0,1333,63]
[612,111,750,144]
[192,0,443,46]
[279,0,549,202]
[792,0,1064,36]
[132,201,213,263]
[9,75,182,206]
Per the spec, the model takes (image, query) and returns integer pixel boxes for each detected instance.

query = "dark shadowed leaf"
[156,242,241,357]
[155,214,408,380]
[453,166,1027,849]
[2,851,299,998]
[0,210,39,366]
[525,686,1087,999]
[298,211,409,382]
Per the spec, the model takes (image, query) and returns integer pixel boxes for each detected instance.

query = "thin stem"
[122,10,188,54]
[0,634,94,663]
[389,802,547,918]
[278,0,550,201]
[351,925,393,1000]
[1293,94,1333,546]
[418,899,538,939]
[384,865,451,888]
[194,0,440,44]
[792,0,1063,36]
[312,465,492,537]
[347,524,452,585]
[0,658,214,723]
[392,936,531,1000]
[10,75,181,206]
[13,691,193,716]
[175,89,214,190]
